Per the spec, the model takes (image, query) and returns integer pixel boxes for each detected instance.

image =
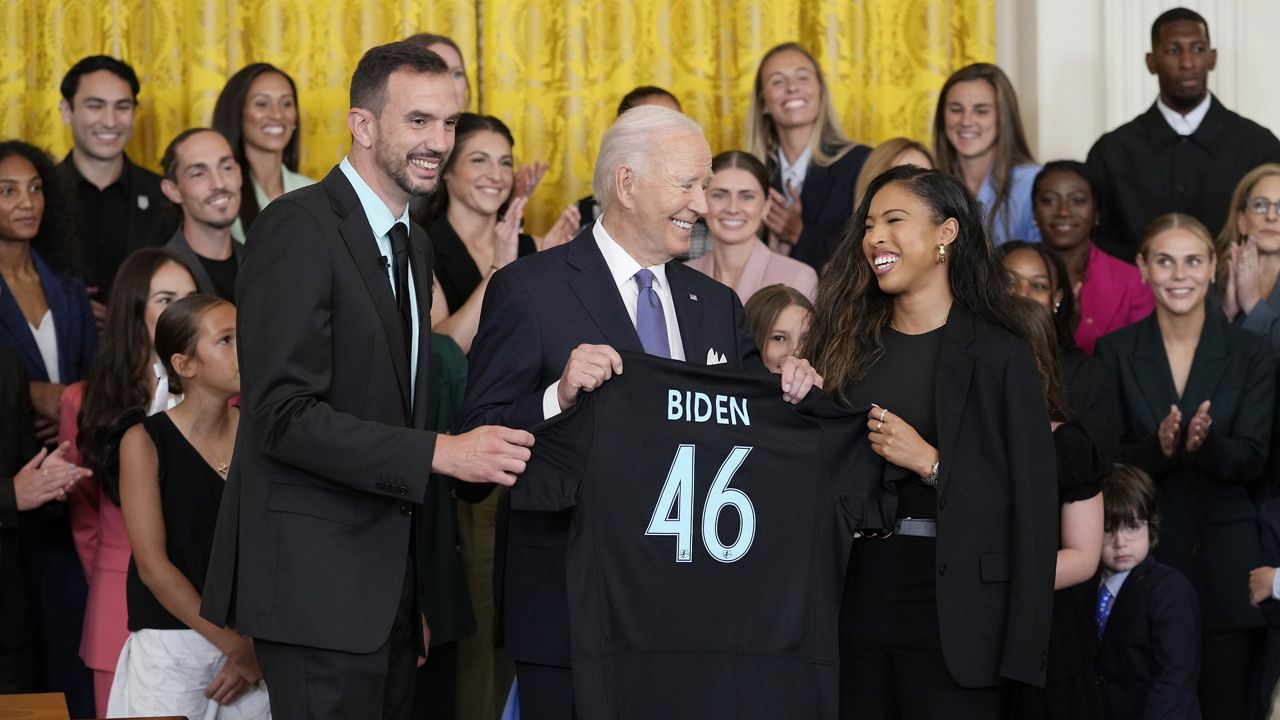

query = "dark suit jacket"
[163,228,242,301]
[912,305,1058,688]
[1062,347,1122,462]
[1086,96,1280,259]
[0,250,96,386]
[772,143,871,272]
[201,166,439,653]
[1095,555,1202,720]
[59,153,177,294]
[1096,312,1273,631]
[460,226,760,667]
[0,349,38,649]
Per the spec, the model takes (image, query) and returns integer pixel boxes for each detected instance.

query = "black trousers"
[257,562,418,720]
[1201,627,1266,720]
[839,535,1005,720]
[515,661,575,720]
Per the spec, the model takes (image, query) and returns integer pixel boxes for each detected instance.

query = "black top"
[58,154,176,296]
[847,325,944,519]
[1046,422,1106,680]
[426,215,536,314]
[126,412,226,631]
[512,352,893,720]
[771,143,872,271]
[1060,348,1121,462]
[197,254,238,302]
[1086,96,1280,258]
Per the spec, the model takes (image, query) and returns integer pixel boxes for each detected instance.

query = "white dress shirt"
[339,156,419,396]
[1101,567,1132,599]
[28,309,60,383]
[1157,93,1212,136]
[541,219,686,419]
[777,146,812,204]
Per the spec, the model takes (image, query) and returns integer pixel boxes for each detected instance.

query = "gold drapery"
[1,0,993,232]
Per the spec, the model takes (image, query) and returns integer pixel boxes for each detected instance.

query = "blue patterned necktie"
[1096,583,1115,640]
[634,269,671,359]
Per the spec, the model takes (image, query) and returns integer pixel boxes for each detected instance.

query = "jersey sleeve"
[509,393,595,512]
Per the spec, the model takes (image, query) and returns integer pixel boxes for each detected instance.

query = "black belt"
[859,517,937,539]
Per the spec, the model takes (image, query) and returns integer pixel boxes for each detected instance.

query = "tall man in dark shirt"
[57,56,176,317]
[1086,7,1280,258]
[159,129,242,301]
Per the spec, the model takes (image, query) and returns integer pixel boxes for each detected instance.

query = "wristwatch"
[923,461,940,487]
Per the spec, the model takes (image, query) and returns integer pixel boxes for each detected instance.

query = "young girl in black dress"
[110,294,268,718]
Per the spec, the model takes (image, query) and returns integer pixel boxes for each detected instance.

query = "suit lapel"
[0,276,44,380]
[666,263,705,363]
[565,230,644,352]
[1178,312,1229,413]
[33,254,72,383]
[1131,316,1177,427]
[326,170,412,413]
[935,307,976,498]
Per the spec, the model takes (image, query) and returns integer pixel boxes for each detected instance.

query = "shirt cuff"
[542,383,562,420]
[1272,568,1280,602]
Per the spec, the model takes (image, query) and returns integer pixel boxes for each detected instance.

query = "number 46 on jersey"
[645,445,756,563]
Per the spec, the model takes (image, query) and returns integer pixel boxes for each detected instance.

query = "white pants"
[108,628,271,720]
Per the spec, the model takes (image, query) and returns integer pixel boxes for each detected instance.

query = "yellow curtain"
[1,0,992,233]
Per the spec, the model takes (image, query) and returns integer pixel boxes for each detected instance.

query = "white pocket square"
[706,349,727,365]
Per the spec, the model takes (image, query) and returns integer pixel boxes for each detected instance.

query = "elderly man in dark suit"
[461,105,822,718]
[199,42,534,720]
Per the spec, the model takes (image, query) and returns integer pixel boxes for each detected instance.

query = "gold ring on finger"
[879,408,888,422]
[876,421,883,432]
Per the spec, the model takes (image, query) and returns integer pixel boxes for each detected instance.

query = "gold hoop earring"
[936,243,947,264]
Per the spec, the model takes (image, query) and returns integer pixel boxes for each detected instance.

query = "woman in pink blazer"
[1032,161,1154,353]
[63,249,196,715]
[687,151,818,303]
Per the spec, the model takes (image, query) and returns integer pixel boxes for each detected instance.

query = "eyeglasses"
[1103,519,1148,539]
[1246,197,1280,216]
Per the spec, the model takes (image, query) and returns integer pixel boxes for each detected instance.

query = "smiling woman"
[933,63,1039,246]
[411,113,536,353]
[1096,213,1274,718]
[212,63,316,243]
[805,165,1058,717]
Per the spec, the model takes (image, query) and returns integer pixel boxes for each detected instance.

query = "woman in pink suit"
[687,150,818,303]
[62,249,196,715]
[1032,161,1154,353]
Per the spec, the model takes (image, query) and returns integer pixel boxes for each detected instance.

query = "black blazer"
[460,226,760,667]
[907,305,1059,688]
[201,167,439,653]
[58,154,177,293]
[771,143,870,272]
[0,349,38,649]
[1096,312,1273,631]
[1095,555,1202,720]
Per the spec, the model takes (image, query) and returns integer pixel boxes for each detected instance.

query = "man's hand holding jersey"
[555,343,823,411]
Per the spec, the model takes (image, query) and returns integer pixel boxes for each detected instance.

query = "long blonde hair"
[745,42,853,179]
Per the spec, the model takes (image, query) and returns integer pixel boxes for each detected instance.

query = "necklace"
[215,461,230,477]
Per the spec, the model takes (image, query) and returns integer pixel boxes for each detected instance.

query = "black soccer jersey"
[512,352,901,719]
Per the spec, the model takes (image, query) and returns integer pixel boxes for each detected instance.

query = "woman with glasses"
[1096,213,1274,719]
[1218,163,1280,356]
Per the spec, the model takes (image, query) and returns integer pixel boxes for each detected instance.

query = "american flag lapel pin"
[688,293,698,301]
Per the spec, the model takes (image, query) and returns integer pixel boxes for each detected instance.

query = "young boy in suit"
[1096,464,1202,719]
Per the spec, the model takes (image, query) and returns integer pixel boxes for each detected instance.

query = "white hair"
[591,105,704,212]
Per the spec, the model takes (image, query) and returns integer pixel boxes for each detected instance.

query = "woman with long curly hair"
[804,165,1057,719]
